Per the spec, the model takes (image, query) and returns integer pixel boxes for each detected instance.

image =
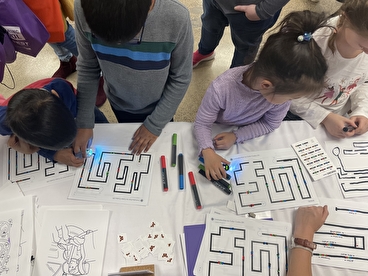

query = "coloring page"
[0,196,35,276]
[0,209,22,276]
[33,209,110,276]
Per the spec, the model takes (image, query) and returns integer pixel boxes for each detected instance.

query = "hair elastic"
[297,32,312,42]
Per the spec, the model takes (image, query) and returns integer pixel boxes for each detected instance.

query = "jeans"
[199,0,281,67]
[48,22,78,62]
[111,106,173,123]
[94,107,109,123]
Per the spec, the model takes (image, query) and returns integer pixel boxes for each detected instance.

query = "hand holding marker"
[342,125,356,132]
[75,137,93,159]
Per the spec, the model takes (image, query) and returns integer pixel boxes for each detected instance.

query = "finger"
[233,5,247,12]
[130,138,145,155]
[221,158,231,165]
[215,142,226,150]
[213,134,225,141]
[143,139,154,153]
[129,137,139,151]
[205,169,212,180]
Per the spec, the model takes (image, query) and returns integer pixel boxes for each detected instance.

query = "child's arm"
[193,82,223,155]
[349,83,368,135]
[287,206,329,276]
[233,103,289,143]
[289,98,331,129]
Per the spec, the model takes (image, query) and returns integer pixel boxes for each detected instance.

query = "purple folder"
[184,224,206,276]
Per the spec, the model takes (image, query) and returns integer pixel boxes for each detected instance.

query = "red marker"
[160,155,168,191]
[188,171,202,209]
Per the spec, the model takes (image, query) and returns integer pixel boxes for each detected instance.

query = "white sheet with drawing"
[68,146,155,205]
[229,148,319,214]
[2,145,75,192]
[313,198,368,271]
[194,211,291,276]
[325,138,368,198]
[32,208,110,276]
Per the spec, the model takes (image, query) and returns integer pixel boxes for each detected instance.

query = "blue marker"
[178,153,184,190]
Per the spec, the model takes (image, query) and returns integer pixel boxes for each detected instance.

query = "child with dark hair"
[287,0,368,138]
[194,10,329,180]
[0,78,107,167]
[73,0,193,157]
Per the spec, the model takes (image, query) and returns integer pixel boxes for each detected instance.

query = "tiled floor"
[0,0,341,123]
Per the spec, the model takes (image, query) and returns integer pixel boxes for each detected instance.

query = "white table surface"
[1,121,367,276]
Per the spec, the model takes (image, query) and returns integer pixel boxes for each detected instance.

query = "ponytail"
[245,10,330,97]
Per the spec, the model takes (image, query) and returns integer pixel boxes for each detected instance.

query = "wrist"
[291,237,317,253]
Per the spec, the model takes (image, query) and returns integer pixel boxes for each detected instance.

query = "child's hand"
[54,148,85,167]
[202,148,230,180]
[213,132,237,150]
[73,128,93,158]
[7,135,39,154]
[322,113,357,138]
[293,205,329,240]
[129,124,158,155]
[350,115,368,135]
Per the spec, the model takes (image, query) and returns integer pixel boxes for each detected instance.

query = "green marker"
[171,133,177,167]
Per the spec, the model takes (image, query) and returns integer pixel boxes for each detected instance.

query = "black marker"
[198,169,232,195]
[342,125,356,132]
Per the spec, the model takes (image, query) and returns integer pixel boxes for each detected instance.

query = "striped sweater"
[74,0,193,136]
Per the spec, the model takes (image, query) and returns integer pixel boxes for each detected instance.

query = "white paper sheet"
[229,148,319,214]
[68,146,155,205]
[33,209,110,276]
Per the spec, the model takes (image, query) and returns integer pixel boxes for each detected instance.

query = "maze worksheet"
[325,139,368,198]
[313,198,368,271]
[68,146,154,205]
[3,146,75,192]
[194,211,291,276]
[229,148,319,214]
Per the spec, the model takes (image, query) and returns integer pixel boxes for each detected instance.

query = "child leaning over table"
[286,0,368,139]
[193,10,329,181]
[0,78,107,167]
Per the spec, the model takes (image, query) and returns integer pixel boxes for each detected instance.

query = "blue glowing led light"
[86,148,94,158]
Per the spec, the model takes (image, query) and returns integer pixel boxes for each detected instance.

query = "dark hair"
[6,89,77,151]
[328,0,368,52]
[244,10,329,97]
[81,0,152,43]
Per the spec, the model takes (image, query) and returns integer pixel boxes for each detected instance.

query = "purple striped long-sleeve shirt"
[193,65,290,153]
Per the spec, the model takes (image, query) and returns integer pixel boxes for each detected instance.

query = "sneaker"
[52,55,77,79]
[193,50,215,68]
[96,76,107,107]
